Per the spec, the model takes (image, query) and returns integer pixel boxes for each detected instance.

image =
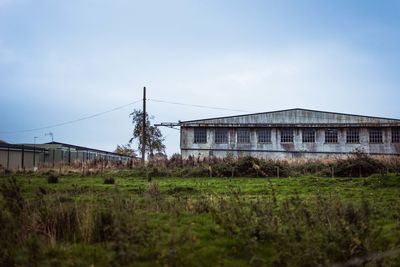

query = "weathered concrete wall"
[179,109,400,159]
[181,127,400,159]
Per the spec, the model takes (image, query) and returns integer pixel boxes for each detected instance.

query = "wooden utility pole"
[141,86,146,165]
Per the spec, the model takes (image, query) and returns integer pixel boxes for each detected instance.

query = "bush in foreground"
[103,177,115,184]
[47,174,59,184]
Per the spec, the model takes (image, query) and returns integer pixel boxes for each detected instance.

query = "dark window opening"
[281,128,293,143]
[325,129,338,143]
[237,128,250,143]
[346,129,359,143]
[194,128,207,143]
[369,128,383,144]
[215,128,228,144]
[302,129,315,143]
[392,128,400,143]
[257,128,271,143]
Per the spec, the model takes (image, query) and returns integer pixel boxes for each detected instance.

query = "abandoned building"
[177,108,400,159]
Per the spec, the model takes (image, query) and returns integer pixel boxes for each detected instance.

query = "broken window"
[237,128,250,143]
[281,128,293,143]
[392,128,400,143]
[369,128,383,144]
[302,129,315,143]
[215,128,228,144]
[257,128,271,143]
[194,128,207,143]
[325,129,338,143]
[346,128,359,143]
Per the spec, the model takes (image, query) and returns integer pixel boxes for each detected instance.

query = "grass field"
[1,172,400,266]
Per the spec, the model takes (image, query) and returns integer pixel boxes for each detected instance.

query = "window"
[346,129,359,143]
[257,128,271,143]
[194,128,207,143]
[302,129,315,143]
[237,128,250,143]
[325,129,338,143]
[392,128,400,143]
[369,128,383,144]
[281,128,293,143]
[215,128,228,144]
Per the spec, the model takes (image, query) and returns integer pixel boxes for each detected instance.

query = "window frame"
[392,127,400,143]
[346,128,360,144]
[369,128,383,144]
[193,128,207,144]
[325,129,338,144]
[215,128,228,144]
[302,128,315,143]
[280,128,294,143]
[257,128,272,143]
[237,128,251,144]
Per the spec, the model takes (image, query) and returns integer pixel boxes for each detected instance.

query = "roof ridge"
[180,108,400,124]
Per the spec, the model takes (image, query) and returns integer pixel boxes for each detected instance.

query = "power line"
[1,97,256,135]
[0,100,141,134]
[148,98,255,113]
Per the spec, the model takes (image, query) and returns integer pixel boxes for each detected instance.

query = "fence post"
[52,149,55,168]
[21,145,25,171]
[276,166,280,178]
[33,145,36,168]
[7,145,10,170]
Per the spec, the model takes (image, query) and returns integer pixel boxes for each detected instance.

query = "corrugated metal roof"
[44,141,135,158]
[180,108,400,126]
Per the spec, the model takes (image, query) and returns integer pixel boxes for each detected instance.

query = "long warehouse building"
[177,108,400,159]
[0,141,133,170]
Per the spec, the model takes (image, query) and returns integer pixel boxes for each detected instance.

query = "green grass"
[1,173,400,266]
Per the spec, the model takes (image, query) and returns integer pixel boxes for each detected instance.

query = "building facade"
[179,109,400,159]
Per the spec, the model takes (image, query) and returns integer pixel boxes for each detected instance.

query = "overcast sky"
[1,0,400,155]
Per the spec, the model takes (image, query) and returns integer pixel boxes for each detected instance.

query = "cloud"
[1,37,398,154]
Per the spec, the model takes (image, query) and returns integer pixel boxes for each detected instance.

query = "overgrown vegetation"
[1,173,400,266]
[141,153,399,178]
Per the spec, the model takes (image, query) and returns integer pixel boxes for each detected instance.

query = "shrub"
[47,174,59,184]
[335,153,386,177]
[103,177,115,184]
[1,177,25,215]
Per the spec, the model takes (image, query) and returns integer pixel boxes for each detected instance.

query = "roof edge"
[179,108,400,124]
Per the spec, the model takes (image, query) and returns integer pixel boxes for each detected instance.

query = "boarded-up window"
[302,129,315,143]
[215,128,228,144]
[392,128,400,143]
[346,129,359,143]
[257,128,271,143]
[325,129,338,143]
[281,128,293,143]
[194,128,207,143]
[237,128,250,143]
[369,128,383,143]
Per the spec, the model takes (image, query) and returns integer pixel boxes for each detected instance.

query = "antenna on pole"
[45,132,54,142]
[141,87,146,165]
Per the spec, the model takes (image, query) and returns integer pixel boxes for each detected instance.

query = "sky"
[1,0,400,156]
